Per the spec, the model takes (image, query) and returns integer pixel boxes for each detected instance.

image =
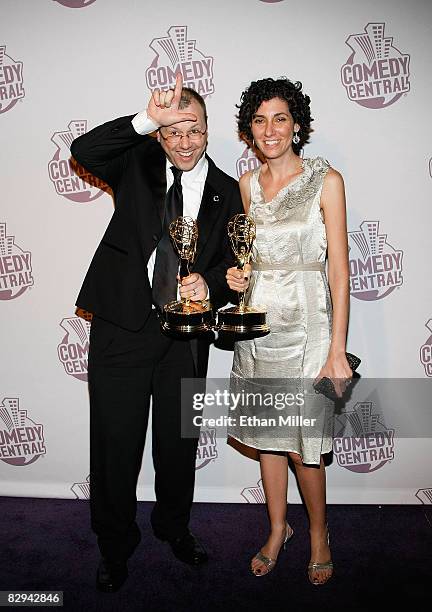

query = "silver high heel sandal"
[308,526,333,585]
[252,522,294,576]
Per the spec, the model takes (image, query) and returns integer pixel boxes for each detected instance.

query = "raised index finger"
[172,72,183,107]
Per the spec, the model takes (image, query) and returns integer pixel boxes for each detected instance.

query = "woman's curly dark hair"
[236,77,313,155]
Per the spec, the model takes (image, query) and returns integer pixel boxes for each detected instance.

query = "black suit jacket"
[70,115,242,371]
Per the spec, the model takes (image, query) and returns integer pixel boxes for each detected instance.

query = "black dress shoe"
[96,558,128,592]
[166,531,208,566]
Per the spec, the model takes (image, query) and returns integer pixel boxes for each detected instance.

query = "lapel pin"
[213,195,220,202]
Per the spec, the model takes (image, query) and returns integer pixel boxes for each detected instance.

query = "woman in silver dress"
[226,78,351,584]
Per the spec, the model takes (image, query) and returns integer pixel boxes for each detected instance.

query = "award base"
[160,300,214,336]
[216,305,270,338]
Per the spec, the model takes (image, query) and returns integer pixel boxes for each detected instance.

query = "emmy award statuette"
[216,214,269,337]
[160,216,214,335]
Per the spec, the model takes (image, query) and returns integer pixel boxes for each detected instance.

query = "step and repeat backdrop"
[1,0,431,505]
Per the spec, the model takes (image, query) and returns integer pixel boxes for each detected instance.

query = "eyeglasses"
[159,127,207,144]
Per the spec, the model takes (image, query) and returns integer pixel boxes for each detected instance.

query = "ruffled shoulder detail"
[251,157,330,218]
[306,156,330,175]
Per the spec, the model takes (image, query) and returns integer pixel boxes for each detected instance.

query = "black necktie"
[152,166,183,309]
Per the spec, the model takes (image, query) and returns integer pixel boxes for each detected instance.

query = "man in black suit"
[70,74,242,592]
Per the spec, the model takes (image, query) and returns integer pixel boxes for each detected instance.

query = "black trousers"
[88,310,199,562]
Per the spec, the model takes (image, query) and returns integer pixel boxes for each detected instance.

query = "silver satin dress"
[228,157,334,464]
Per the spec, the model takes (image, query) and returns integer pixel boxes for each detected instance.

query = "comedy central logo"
[0,45,24,114]
[333,401,394,473]
[195,428,217,469]
[0,398,46,466]
[53,0,97,7]
[146,26,214,97]
[57,316,91,381]
[348,220,403,301]
[48,120,107,203]
[341,23,410,109]
[0,222,33,300]
[420,319,432,377]
[241,479,266,503]
[236,146,261,179]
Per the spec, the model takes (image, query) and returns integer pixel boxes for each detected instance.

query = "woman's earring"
[252,138,256,148]
[292,130,300,145]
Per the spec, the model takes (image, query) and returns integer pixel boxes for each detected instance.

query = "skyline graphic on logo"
[57,316,91,382]
[415,488,432,504]
[241,479,266,503]
[195,428,217,469]
[341,23,410,109]
[0,222,33,300]
[71,475,90,499]
[48,120,107,203]
[53,0,97,7]
[420,319,432,377]
[236,146,261,179]
[348,220,403,301]
[333,401,394,473]
[0,45,24,114]
[0,398,46,466]
[146,26,214,98]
